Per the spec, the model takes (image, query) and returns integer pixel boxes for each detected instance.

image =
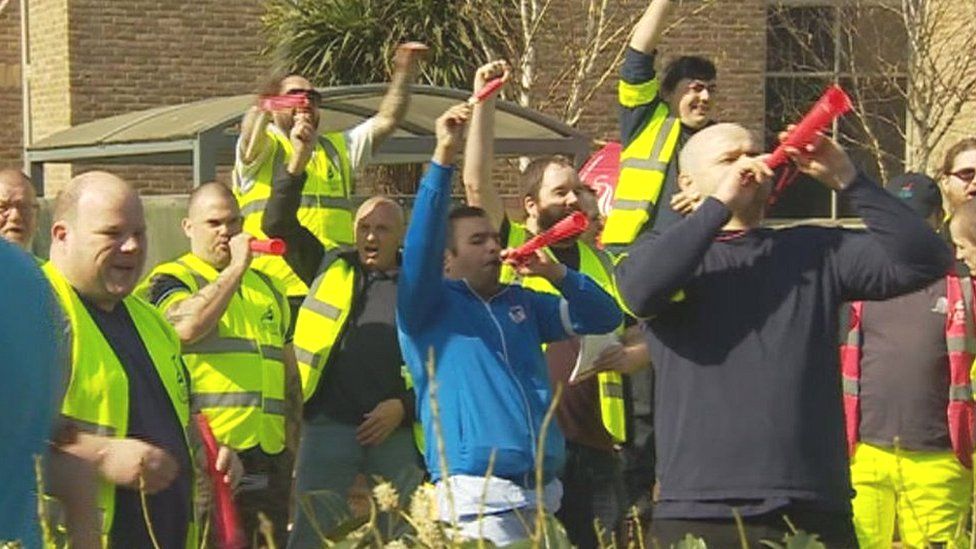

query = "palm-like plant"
[262,0,512,88]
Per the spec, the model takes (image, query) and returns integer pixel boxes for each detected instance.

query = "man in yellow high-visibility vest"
[233,43,427,312]
[43,171,242,548]
[0,169,39,251]
[140,182,297,546]
[462,60,649,546]
[602,0,718,253]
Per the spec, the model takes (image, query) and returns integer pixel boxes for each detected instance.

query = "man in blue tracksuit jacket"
[397,103,622,546]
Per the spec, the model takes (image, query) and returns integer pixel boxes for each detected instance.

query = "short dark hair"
[520,155,574,200]
[446,205,489,253]
[661,56,717,95]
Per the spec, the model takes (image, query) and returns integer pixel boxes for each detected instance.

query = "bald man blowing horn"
[614,125,952,546]
[43,171,242,548]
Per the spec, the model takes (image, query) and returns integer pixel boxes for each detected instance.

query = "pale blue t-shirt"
[0,241,60,545]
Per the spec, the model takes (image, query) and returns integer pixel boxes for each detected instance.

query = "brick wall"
[21,0,767,197]
[484,0,766,213]
[25,0,267,194]
[0,0,23,171]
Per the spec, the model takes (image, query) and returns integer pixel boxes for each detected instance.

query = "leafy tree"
[262,0,508,87]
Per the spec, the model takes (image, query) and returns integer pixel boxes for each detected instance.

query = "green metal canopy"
[26,84,592,194]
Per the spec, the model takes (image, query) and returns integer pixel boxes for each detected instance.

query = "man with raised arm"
[397,103,622,546]
[234,43,427,311]
[462,60,647,547]
[261,127,422,544]
[602,0,718,252]
[615,125,952,545]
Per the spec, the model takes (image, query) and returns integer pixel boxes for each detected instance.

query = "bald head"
[49,171,146,310]
[187,181,236,217]
[182,181,243,270]
[54,171,135,224]
[679,123,760,189]
[0,169,38,249]
[354,196,404,271]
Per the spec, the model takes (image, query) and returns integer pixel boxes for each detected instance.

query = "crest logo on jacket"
[509,305,526,324]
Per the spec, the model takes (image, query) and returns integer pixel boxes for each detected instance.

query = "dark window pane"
[765,76,835,219]
[836,76,908,216]
[766,6,837,73]
[839,5,908,76]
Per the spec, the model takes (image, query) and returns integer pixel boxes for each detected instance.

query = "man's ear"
[523,194,538,219]
[181,217,192,239]
[51,220,68,243]
[678,172,695,192]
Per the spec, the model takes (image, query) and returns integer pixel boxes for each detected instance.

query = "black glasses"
[687,81,717,94]
[284,88,322,105]
[950,167,976,183]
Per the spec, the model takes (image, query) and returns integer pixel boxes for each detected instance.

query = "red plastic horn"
[249,238,287,255]
[468,78,506,105]
[258,94,309,112]
[194,415,246,549]
[507,211,589,263]
[766,85,853,170]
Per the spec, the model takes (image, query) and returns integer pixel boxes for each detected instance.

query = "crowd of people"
[3,0,976,547]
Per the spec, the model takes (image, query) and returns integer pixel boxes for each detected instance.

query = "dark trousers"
[648,506,859,549]
[556,442,627,549]
[197,447,293,548]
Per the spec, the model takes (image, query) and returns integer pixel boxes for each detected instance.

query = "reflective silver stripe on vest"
[262,344,285,363]
[611,198,653,211]
[302,296,342,320]
[184,336,260,355]
[947,336,969,353]
[620,158,669,172]
[950,384,973,402]
[600,381,625,399]
[293,345,318,368]
[842,377,859,396]
[318,134,343,171]
[240,196,358,217]
[61,415,116,437]
[651,117,679,159]
[263,398,286,416]
[193,392,262,409]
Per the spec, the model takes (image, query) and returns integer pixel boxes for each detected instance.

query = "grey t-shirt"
[859,278,951,451]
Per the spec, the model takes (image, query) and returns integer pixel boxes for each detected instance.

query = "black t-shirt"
[304,265,411,425]
[859,278,951,451]
[615,175,954,519]
[79,296,192,549]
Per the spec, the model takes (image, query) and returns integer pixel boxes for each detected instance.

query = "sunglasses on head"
[285,88,322,104]
[950,167,976,183]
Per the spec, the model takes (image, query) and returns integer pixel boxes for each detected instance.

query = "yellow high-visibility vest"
[234,128,356,297]
[42,263,197,548]
[602,75,682,248]
[501,222,627,443]
[291,251,357,402]
[291,251,423,449]
[139,253,289,454]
